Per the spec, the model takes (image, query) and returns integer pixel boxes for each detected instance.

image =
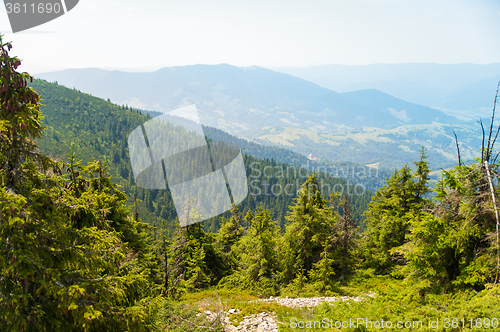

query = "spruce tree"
[362,148,431,274]
[0,35,161,331]
[167,216,226,297]
[281,173,337,285]
[216,205,243,273]
[398,161,500,288]
[230,207,281,295]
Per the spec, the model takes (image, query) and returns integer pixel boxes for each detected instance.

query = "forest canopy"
[1,34,500,331]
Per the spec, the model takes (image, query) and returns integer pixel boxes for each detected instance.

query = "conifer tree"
[281,173,337,285]
[0,35,46,192]
[336,194,359,283]
[0,35,161,331]
[398,107,500,288]
[217,205,244,254]
[362,148,431,274]
[216,205,243,272]
[305,193,359,292]
[393,161,498,290]
[230,207,281,295]
[167,215,226,297]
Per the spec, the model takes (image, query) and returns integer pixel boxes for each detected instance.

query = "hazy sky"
[1,0,499,73]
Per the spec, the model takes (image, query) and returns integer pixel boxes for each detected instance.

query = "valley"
[3,34,500,332]
[36,64,487,171]
[3,1,500,330]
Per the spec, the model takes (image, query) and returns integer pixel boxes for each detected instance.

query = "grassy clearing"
[179,272,500,331]
[277,272,500,332]
[181,289,304,327]
[258,134,295,146]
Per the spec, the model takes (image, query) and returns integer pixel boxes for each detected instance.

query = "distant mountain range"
[36,64,487,169]
[30,79,374,229]
[276,63,500,120]
[37,65,461,134]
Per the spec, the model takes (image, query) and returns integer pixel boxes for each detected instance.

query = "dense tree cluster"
[363,126,500,293]
[164,172,360,297]
[0,35,162,331]
[31,78,373,236]
[3,34,500,331]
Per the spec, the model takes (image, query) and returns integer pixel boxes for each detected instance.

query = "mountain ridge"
[37,64,461,136]
[275,63,500,118]
[31,78,375,231]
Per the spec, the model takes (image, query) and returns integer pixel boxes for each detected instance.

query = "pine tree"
[0,35,162,331]
[281,173,337,285]
[362,148,431,274]
[222,207,281,295]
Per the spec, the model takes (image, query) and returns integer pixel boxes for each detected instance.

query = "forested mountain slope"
[36,65,483,170]
[30,79,373,234]
[3,37,500,331]
[37,65,461,134]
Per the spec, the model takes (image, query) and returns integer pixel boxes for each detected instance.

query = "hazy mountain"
[37,64,461,138]
[37,64,485,169]
[276,63,500,118]
[30,79,374,229]
[441,75,500,114]
[340,89,451,124]
[339,79,443,110]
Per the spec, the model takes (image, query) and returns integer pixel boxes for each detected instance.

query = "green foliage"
[0,35,162,331]
[220,207,282,296]
[217,206,244,254]
[362,148,432,274]
[0,35,48,193]
[281,174,332,284]
[280,173,357,294]
[167,221,227,298]
[0,152,163,331]
[216,206,243,273]
[397,161,499,289]
[307,242,338,295]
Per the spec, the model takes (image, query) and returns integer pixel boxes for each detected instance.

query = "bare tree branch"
[484,161,500,285]
[479,119,485,164]
[453,131,461,166]
[494,151,500,166]
[490,82,500,161]
[486,81,500,163]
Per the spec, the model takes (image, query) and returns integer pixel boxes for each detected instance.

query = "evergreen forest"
[1,35,500,331]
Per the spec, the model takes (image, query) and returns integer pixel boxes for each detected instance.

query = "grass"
[181,288,304,327]
[178,271,500,331]
[277,272,500,331]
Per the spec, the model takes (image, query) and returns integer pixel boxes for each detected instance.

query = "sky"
[1,0,499,74]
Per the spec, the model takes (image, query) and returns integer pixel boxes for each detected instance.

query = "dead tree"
[454,81,500,284]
